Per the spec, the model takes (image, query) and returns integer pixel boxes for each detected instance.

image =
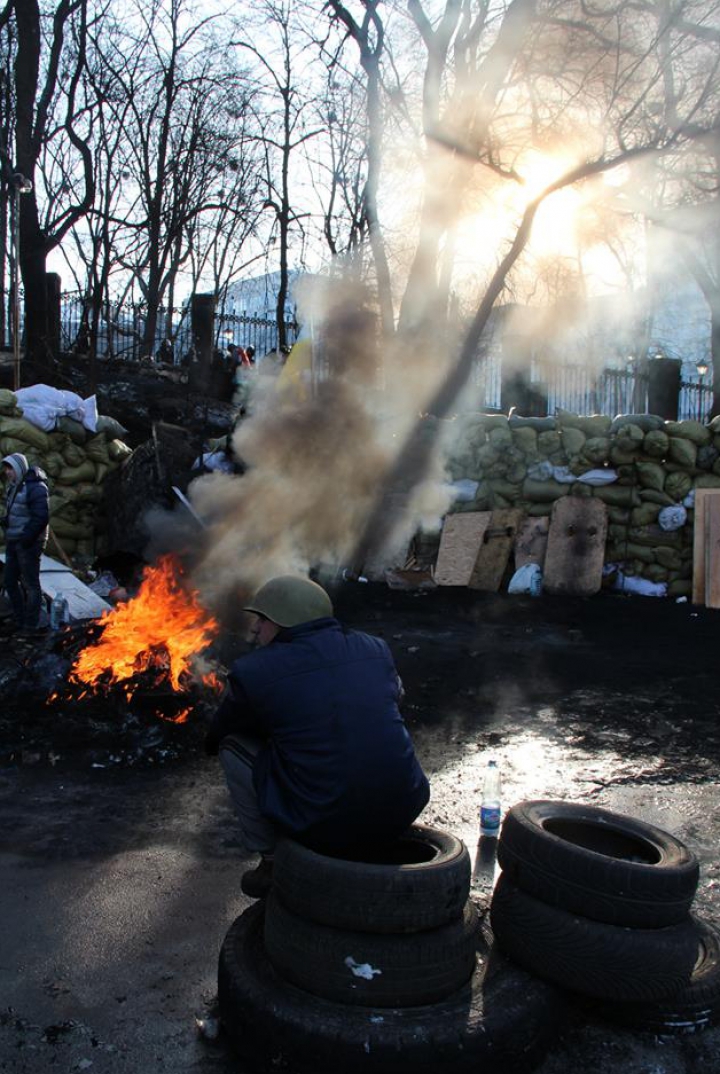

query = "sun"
[515,151,584,256]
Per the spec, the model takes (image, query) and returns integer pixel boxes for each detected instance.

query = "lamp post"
[11,172,32,391]
[696,359,709,421]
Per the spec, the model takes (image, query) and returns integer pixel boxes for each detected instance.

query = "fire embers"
[38,555,225,767]
[65,554,221,705]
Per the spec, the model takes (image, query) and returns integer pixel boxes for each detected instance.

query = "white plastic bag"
[658,504,687,532]
[613,570,667,597]
[15,383,98,432]
[447,479,479,503]
[508,563,543,596]
[575,469,618,486]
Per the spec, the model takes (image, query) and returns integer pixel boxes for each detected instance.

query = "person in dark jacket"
[205,575,430,897]
[1,452,50,634]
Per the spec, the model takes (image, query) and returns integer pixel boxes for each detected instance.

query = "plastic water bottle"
[480,759,502,836]
[49,594,69,630]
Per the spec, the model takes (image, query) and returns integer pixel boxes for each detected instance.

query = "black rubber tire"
[272,825,471,933]
[263,891,478,1007]
[497,800,699,928]
[490,873,702,1003]
[218,901,566,1074]
[591,918,720,1035]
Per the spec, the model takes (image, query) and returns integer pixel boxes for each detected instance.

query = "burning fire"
[67,554,221,705]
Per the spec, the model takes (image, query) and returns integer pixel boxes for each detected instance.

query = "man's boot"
[241,855,274,898]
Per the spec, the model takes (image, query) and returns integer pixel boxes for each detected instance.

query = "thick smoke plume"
[184,276,454,614]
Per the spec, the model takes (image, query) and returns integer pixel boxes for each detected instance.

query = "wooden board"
[434,512,491,586]
[469,508,524,592]
[704,493,720,609]
[514,516,550,570]
[1,552,112,621]
[543,498,608,597]
[692,489,720,606]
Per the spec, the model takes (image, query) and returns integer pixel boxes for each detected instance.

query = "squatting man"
[205,575,430,897]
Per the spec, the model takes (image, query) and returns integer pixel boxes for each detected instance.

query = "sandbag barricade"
[442,410,720,598]
[0,388,132,561]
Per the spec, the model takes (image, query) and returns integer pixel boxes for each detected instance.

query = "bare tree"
[231,0,327,351]
[1,0,95,366]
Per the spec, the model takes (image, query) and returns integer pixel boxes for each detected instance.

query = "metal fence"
[473,349,714,422]
[2,291,296,364]
[56,295,296,364]
[2,289,715,419]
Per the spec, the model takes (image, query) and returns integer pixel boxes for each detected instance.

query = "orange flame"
[69,554,220,700]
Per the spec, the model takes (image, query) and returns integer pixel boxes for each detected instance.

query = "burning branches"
[53,555,222,717]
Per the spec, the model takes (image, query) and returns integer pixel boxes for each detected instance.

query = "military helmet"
[244,575,333,628]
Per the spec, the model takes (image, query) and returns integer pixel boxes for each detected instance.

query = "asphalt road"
[2,586,720,1074]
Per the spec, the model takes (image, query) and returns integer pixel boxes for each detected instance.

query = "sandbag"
[56,460,97,485]
[63,441,86,466]
[0,436,29,456]
[628,525,682,549]
[74,483,104,504]
[638,488,674,506]
[695,474,720,488]
[630,502,661,527]
[56,416,88,444]
[643,429,669,458]
[664,419,711,446]
[556,410,611,437]
[610,413,665,433]
[488,424,513,448]
[643,563,669,582]
[655,546,683,570]
[609,444,640,467]
[0,416,50,452]
[49,516,94,539]
[488,479,521,502]
[591,485,640,507]
[537,431,562,455]
[561,427,586,456]
[0,389,18,415]
[508,414,556,431]
[696,444,719,471]
[84,434,111,465]
[668,437,697,469]
[615,422,644,451]
[582,436,610,464]
[521,478,570,502]
[511,426,538,454]
[664,471,693,501]
[49,497,78,520]
[635,461,665,491]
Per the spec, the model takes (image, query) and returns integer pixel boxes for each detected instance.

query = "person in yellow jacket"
[276,337,313,404]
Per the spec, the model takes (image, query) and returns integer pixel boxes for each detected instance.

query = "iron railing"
[1,289,715,419]
[2,290,296,364]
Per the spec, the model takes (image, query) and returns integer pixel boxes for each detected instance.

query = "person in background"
[205,575,430,898]
[1,453,50,635]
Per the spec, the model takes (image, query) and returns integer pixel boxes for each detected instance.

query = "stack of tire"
[490,800,720,1035]
[218,824,566,1074]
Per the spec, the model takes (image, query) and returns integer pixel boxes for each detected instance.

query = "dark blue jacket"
[4,467,49,546]
[208,617,430,849]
